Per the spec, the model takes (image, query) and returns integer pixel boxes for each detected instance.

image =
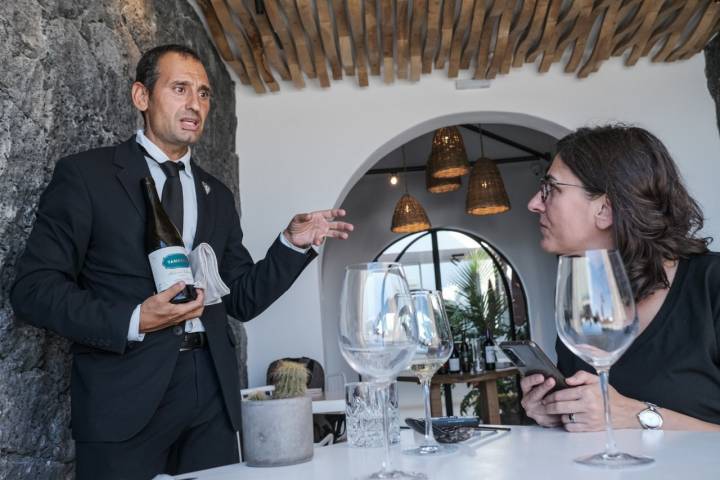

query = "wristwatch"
[637,402,663,430]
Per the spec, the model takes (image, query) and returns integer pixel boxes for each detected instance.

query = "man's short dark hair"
[135,44,204,94]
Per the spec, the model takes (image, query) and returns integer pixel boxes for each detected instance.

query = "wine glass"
[555,249,653,467]
[404,290,456,456]
[339,262,425,480]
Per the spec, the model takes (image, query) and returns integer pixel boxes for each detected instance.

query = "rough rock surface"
[0,1,244,478]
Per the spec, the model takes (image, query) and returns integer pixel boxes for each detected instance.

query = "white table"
[173,426,719,479]
[311,392,345,414]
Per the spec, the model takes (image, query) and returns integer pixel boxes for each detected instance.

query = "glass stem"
[421,377,436,446]
[380,382,392,473]
[598,368,618,457]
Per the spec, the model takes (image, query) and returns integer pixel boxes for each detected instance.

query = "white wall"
[231,55,720,387]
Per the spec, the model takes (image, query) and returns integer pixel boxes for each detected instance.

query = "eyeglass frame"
[538,175,588,203]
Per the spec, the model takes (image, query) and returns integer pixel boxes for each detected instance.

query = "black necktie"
[158,161,185,235]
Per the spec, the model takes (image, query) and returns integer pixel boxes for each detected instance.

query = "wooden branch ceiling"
[196,0,720,94]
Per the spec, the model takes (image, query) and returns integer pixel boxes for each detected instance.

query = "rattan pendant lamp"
[426,154,462,193]
[391,146,431,233]
[466,126,511,216]
[427,126,470,179]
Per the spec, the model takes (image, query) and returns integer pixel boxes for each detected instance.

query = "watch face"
[639,409,663,429]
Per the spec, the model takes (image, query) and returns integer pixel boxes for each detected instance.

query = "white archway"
[320,112,571,381]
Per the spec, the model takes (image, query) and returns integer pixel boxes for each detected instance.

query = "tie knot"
[159,161,184,178]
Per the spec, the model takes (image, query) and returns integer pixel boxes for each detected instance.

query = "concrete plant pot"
[241,396,314,467]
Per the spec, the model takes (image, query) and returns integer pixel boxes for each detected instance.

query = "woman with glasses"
[522,124,720,431]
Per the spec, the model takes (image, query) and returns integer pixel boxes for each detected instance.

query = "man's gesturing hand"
[283,208,354,248]
[139,282,205,333]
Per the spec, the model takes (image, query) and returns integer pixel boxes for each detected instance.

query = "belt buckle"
[179,332,204,352]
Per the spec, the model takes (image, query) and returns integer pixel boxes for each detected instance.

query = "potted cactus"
[241,361,314,467]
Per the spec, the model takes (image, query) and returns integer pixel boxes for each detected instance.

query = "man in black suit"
[10,44,353,479]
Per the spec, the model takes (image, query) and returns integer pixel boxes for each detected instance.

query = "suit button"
[173,325,184,336]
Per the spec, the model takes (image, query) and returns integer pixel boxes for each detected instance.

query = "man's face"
[136,52,211,157]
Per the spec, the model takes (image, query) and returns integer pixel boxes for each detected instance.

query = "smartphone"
[499,340,568,390]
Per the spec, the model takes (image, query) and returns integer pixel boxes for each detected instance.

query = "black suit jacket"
[10,136,313,442]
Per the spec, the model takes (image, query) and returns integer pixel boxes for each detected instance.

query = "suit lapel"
[114,136,152,219]
[191,162,215,249]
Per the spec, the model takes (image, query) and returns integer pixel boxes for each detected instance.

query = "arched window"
[375,229,530,422]
[374,228,529,342]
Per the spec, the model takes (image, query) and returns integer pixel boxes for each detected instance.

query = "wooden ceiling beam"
[423,0,442,74]
[265,0,305,88]
[316,0,342,80]
[381,0,395,83]
[211,0,266,93]
[227,0,280,91]
[448,0,475,78]
[196,0,717,94]
[297,0,331,87]
[332,0,355,76]
[409,0,427,82]
[397,0,410,80]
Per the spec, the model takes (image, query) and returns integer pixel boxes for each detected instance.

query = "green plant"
[270,360,309,399]
[446,249,530,423]
[246,390,270,401]
[444,250,508,340]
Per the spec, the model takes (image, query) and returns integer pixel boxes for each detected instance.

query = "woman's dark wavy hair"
[556,124,711,300]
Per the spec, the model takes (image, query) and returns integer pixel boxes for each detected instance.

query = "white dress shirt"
[127,130,309,341]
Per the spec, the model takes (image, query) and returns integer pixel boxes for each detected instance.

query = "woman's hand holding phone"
[541,370,643,432]
[520,374,564,427]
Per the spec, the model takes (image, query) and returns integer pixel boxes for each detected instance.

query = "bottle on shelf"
[448,343,461,373]
[141,176,197,304]
[438,359,449,375]
[461,339,473,373]
[483,328,496,371]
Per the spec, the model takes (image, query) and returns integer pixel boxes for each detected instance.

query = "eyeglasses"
[539,175,586,202]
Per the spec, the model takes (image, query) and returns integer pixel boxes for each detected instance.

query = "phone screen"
[499,341,568,390]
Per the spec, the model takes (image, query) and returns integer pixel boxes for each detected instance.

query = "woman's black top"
[557,252,720,425]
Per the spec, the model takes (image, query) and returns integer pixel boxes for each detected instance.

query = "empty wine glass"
[404,290,456,456]
[555,249,653,468]
[339,262,425,479]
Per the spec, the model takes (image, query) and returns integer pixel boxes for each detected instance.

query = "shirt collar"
[136,129,193,178]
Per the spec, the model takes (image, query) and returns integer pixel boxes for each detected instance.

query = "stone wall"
[706,35,720,135]
[0,1,244,478]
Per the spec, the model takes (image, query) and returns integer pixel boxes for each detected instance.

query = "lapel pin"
[202,181,211,195]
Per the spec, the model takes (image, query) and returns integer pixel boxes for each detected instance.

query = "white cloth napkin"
[188,243,230,305]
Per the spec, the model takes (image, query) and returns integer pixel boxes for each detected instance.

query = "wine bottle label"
[485,346,497,363]
[449,358,460,371]
[148,246,195,293]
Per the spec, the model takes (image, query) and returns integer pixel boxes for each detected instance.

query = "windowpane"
[377,231,427,261]
[377,229,526,341]
[392,233,434,290]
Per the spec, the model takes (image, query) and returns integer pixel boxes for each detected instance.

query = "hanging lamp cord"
[401,145,409,194]
[478,124,485,158]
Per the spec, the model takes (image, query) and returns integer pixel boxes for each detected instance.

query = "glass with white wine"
[404,290,456,456]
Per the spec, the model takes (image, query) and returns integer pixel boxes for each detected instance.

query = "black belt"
[179,332,207,351]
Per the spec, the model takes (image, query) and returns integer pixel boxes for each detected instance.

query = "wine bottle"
[141,176,197,304]
[483,328,496,371]
[461,339,474,373]
[457,339,466,373]
[448,343,461,373]
[438,359,449,375]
